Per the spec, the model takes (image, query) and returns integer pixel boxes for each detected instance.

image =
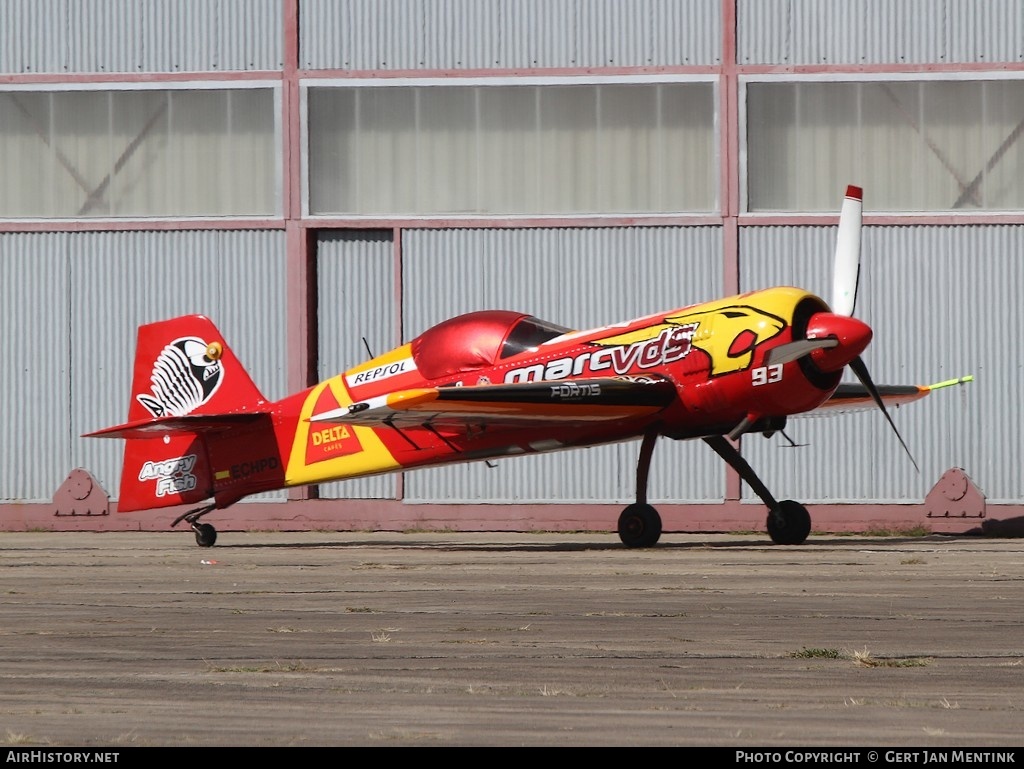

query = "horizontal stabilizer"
[84,412,267,440]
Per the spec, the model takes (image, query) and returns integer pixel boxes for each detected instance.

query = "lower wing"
[812,375,974,415]
[310,377,678,430]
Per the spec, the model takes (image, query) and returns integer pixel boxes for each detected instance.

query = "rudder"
[120,434,214,511]
[127,314,267,421]
[86,315,271,512]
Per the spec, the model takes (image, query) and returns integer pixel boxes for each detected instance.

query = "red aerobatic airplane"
[86,186,970,548]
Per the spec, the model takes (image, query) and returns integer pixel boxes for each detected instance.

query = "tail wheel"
[193,523,218,548]
[618,503,662,548]
[766,500,811,545]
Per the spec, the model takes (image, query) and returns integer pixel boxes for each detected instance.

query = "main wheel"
[193,522,218,548]
[618,503,662,548]
[766,500,811,545]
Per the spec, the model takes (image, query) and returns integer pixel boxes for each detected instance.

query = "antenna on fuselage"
[362,337,374,358]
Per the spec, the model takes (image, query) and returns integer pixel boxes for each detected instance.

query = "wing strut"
[703,435,780,511]
[422,422,461,452]
[635,429,659,507]
[617,428,663,549]
[703,435,812,544]
[383,418,424,450]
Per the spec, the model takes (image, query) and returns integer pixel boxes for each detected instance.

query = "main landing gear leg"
[171,504,219,548]
[702,435,811,545]
[618,429,663,548]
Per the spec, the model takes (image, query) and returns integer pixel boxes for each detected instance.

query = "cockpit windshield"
[500,316,572,359]
[410,311,574,380]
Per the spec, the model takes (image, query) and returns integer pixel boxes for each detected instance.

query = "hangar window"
[745,77,1024,212]
[0,85,279,219]
[306,79,716,217]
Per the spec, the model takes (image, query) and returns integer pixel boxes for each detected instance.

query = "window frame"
[300,74,720,222]
[739,70,1024,215]
[0,80,283,223]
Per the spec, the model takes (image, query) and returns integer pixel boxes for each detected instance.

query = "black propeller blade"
[848,355,919,473]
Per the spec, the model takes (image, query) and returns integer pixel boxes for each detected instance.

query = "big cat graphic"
[669,305,787,376]
[86,185,972,550]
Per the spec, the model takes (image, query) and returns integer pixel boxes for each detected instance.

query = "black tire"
[617,503,662,548]
[766,500,811,545]
[194,523,218,548]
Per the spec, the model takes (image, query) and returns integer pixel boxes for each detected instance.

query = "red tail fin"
[126,314,267,422]
[85,315,271,512]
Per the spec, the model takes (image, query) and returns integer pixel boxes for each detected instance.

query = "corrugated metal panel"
[400,225,727,504]
[738,224,1006,504]
[316,229,398,499]
[0,0,282,74]
[63,229,288,505]
[1,233,71,502]
[947,0,1024,64]
[301,0,720,70]
[738,0,1024,65]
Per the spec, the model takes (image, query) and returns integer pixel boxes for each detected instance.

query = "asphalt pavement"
[1,530,1023,748]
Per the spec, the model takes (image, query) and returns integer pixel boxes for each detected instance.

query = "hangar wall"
[0,0,283,73]
[0,0,1019,535]
[300,0,723,69]
[2,230,289,504]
